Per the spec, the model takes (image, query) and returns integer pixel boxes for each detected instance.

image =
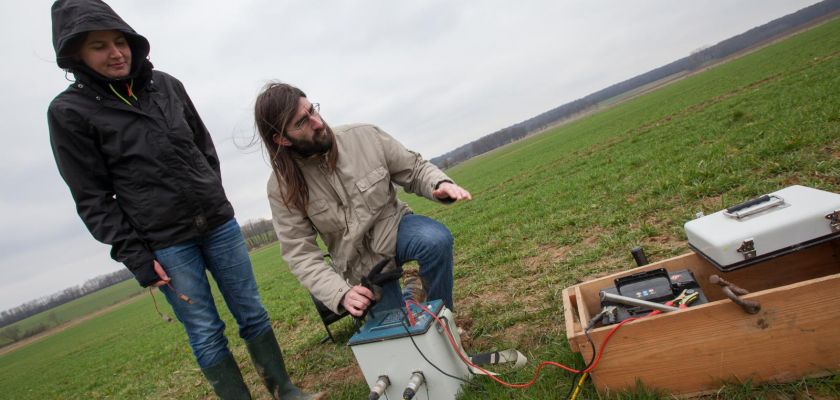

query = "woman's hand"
[151,260,171,287]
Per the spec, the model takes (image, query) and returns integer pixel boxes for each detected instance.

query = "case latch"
[737,239,756,260]
[827,210,840,233]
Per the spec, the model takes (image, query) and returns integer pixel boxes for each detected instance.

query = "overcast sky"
[0,0,823,311]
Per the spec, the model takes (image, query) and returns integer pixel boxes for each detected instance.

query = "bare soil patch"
[522,244,572,273]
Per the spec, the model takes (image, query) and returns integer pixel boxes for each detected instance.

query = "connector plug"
[368,375,390,400]
[402,371,424,400]
[587,306,617,330]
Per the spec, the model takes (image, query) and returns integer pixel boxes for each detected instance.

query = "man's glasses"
[288,103,321,132]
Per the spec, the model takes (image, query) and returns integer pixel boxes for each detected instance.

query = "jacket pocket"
[355,167,391,213]
[307,199,344,233]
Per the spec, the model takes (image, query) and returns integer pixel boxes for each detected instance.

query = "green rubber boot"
[200,353,252,400]
[246,330,326,400]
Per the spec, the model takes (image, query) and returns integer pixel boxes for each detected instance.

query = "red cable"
[582,316,640,373]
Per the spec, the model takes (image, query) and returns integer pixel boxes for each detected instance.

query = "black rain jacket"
[48,0,234,286]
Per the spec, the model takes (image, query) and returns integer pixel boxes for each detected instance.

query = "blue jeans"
[371,213,455,315]
[155,218,271,368]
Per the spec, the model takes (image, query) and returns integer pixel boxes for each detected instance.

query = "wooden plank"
[579,273,840,395]
[562,287,582,352]
[574,285,591,336]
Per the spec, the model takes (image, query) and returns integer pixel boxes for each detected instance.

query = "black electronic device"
[598,267,708,325]
[614,268,673,303]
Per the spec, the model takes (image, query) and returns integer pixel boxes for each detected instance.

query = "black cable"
[564,361,581,398]
[583,329,596,367]
[565,313,602,399]
[396,306,480,389]
[398,307,491,400]
[564,328,596,399]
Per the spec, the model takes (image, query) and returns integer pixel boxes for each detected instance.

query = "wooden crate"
[562,240,840,397]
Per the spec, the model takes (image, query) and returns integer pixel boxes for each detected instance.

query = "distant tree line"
[241,218,278,251]
[431,0,840,169]
[0,268,133,330]
[0,314,56,345]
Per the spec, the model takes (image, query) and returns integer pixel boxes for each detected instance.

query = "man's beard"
[288,125,333,157]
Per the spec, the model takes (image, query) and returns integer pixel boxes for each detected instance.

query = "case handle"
[723,194,784,220]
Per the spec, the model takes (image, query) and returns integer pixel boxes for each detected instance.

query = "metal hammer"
[709,275,761,314]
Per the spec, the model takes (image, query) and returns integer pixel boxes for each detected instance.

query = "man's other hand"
[342,285,374,317]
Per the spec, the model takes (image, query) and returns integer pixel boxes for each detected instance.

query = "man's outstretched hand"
[433,182,472,202]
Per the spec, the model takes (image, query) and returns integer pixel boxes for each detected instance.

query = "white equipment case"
[684,185,840,271]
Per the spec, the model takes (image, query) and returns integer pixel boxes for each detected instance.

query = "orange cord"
[405,301,417,326]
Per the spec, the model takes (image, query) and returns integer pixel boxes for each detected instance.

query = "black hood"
[51,0,150,71]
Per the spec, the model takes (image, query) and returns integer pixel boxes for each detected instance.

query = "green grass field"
[0,279,144,348]
[2,17,839,399]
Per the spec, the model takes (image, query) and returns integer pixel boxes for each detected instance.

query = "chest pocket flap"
[356,166,392,214]
[307,199,343,233]
[355,166,388,192]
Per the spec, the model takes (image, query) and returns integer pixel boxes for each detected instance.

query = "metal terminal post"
[368,375,390,400]
[631,246,649,267]
[402,371,425,400]
[589,306,617,330]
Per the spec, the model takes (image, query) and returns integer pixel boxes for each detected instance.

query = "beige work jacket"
[268,124,453,313]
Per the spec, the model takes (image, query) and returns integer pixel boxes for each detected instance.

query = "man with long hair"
[255,82,471,317]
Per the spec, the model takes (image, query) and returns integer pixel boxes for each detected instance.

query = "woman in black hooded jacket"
[47,1,324,399]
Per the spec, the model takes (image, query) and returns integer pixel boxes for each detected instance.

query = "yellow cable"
[569,372,589,400]
[108,83,132,106]
[108,79,138,106]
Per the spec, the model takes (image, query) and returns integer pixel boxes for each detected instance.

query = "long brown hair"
[254,81,337,214]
